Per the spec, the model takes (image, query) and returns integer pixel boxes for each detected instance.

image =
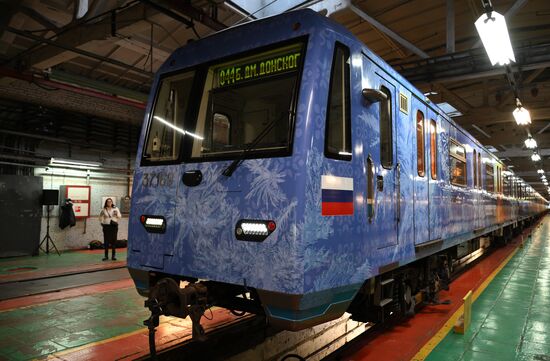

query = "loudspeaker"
[42,190,59,206]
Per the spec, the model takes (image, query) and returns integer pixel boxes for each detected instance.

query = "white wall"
[36,169,133,250]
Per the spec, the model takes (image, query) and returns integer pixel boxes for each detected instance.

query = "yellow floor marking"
[411,245,521,361]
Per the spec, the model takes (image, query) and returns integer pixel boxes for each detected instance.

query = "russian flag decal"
[321,175,354,216]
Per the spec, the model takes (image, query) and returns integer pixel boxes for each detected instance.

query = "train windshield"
[143,41,304,163]
[190,42,303,160]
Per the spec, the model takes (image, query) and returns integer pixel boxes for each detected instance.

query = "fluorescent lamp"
[153,115,204,140]
[532,152,541,162]
[513,99,531,125]
[475,10,515,66]
[524,136,537,149]
[50,158,102,168]
[339,151,352,156]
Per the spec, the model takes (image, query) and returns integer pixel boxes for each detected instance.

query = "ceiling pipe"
[0,67,146,109]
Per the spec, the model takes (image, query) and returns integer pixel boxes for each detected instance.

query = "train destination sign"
[215,51,301,88]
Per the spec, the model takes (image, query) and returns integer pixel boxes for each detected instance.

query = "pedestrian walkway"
[0,249,126,283]
[425,219,550,361]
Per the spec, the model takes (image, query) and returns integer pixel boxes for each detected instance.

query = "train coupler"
[145,278,209,343]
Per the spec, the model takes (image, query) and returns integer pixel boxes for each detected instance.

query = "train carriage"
[128,9,546,336]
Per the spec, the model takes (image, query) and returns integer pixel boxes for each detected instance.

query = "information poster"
[65,186,91,218]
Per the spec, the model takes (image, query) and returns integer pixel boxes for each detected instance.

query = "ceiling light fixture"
[531,152,541,162]
[538,169,545,174]
[50,158,102,169]
[513,99,531,126]
[474,1,515,66]
[524,136,537,149]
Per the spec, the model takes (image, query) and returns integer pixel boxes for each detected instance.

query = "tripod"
[38,206,60,256]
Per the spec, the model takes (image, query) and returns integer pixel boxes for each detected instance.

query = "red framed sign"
[64,185,91,218]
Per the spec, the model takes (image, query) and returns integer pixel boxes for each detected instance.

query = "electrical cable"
[232,0,280,25]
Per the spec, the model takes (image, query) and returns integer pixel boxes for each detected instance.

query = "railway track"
[0,266,129,300]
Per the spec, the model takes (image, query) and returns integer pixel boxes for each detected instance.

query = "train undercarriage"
[139,218,535,358]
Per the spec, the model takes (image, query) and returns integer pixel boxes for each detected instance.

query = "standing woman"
[99,198,121,261]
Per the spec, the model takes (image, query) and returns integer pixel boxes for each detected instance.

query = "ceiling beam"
[5,26,153,77]
[20,6,60,29]
[157,0,227,32]
[349,3,430,59]
[16,3,155,70]
[458,105,550,126]
[0,1,21,47]
[435,83,472,113]
[499,67,546,106]
[370,25,406,58]
[537,122,550,134]
[493,148,550,158]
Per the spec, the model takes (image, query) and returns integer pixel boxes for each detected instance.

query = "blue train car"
[128,9,546,335]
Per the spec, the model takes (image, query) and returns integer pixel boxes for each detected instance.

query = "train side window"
[497,166,502,193]
[485,163,494,193]
[325,43,351,160]
[449,138,467,187]
[504,175,510,196]
[380,86,393,168]
[430,120,437,180]
[416,111,425,177]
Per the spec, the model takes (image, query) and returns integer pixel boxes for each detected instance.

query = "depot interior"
[0,0,549,360]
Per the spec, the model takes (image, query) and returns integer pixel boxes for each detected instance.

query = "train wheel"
[403,283,415,316]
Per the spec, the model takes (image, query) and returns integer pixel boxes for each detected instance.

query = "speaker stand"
[38,206,60,256]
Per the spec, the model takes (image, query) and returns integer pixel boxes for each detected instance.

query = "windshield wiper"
[222,111,290,177]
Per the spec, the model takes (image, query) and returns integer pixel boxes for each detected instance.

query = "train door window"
[430,120,437,180]
[477,152,482,189]
[143,71,195,163]
[325,43,351,160]
[416,111,425,177]
[485,163,494,192]
[380,86,393,168]
[367,155,375,221]
[473,150,477,188]
[450,138,467,186]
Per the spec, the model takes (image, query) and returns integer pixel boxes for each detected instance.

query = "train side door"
[427,109,442,241]
[412,99,429,245]
[362,67,398,249]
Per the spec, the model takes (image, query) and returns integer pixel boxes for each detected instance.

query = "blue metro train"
[128,9,547,336]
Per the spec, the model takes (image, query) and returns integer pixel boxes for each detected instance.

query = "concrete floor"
[426,220,550,361]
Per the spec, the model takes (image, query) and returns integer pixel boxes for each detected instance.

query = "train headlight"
[235,219,276,242]
[140,215,166,233]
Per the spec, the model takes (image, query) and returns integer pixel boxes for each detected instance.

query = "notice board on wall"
[64,186,91,218]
